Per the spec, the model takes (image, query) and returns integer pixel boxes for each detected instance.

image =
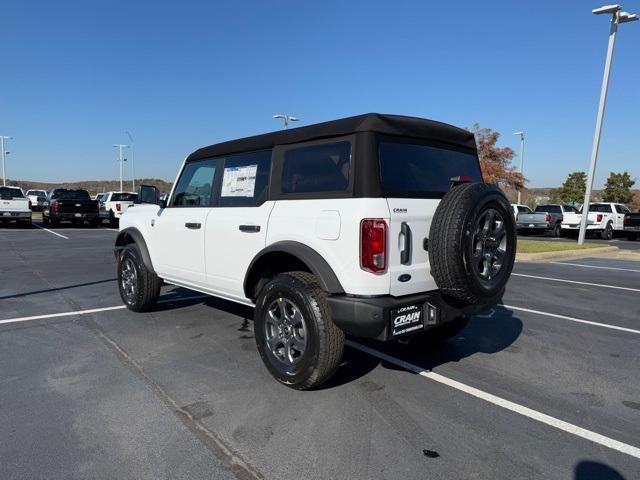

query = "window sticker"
[221,164,258,197]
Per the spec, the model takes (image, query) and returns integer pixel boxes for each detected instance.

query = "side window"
[282,142,351,194]
[171,159,216,207]
[615,204,630,214]
[219,150,272,207]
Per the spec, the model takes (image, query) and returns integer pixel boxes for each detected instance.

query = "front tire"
[254,272,344,390]
[117,244,161,312]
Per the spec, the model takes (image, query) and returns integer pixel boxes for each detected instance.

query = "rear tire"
[551,222,561,238]
[627,233,637,241]
[89,217,98,228]
[601,222,613,240]
[109,211,118,228]
[254,271,344,390]
[117,244,161,312]
[42,214,49,226]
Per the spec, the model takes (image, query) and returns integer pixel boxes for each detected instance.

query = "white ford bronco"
[115,114,516,389]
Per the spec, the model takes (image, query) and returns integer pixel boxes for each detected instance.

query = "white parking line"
[32,223,69,239]
[0,294,210,326]
[346,340,640,460]
[511,273,640,292]
[550,261,640,273]
[500,304,640,335]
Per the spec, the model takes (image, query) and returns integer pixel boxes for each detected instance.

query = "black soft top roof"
[187,113,475,162]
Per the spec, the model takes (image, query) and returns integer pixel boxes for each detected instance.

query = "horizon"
[2,0,639,188]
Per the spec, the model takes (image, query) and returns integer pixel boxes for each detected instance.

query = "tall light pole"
[578,4,638,245]
[113,144,129,192]
[125,131,135,192]
[1,136,12,186]
[514,131,525,204]
[272,114,299,129]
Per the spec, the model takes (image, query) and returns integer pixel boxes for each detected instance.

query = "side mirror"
[138,185,161,206]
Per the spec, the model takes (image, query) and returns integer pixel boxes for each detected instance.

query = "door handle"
[239,224,260,232]
[400,222,412,265]
[185,222,201,230]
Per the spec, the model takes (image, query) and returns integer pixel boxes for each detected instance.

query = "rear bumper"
[517,222,549,230]
[327,291,495,341]
[52,212,98,221]
[0,211,31,219]
[562,224,600,230]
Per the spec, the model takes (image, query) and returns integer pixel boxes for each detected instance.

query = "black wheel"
[254,271,344,390]
[89,217,98,228]
[109,211,118,228]
[628,233,637,241]
[428,183,516,305]
[42,214,49,226]
[551,222,561,238]
[409,316,470,344]
[117,244,161,312]
[601,222,613,240]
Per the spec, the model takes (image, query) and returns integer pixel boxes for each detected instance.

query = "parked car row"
[0,186,32,227]
[512,202,637,240]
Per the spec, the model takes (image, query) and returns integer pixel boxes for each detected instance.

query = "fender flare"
[244,241,344,299]
[114,227,156,274]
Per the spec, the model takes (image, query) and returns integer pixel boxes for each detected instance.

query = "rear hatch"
[0,187,30,212]
[110,193,138,213]
[517,212,547,225]
[378,139,483,297]
[51,190,98,214]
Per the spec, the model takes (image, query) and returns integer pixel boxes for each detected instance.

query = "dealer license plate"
[2,212,10,216]
[390,304,424,337]
[74,213,83,217]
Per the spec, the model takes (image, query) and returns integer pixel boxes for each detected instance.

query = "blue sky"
[1,0,639,187]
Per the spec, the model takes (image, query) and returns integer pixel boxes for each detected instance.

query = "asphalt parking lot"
[2,222,639,480]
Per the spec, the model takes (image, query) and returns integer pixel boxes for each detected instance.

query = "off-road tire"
[428,183,516,305]
[254,271,344,390]
[601,222,613,240]
[117,244,161,312]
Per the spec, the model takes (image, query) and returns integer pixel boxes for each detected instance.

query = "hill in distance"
[8,178,173,196]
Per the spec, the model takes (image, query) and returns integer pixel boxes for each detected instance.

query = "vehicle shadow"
[574,461,626,480]
[0,278,117,300]
[324,303,523,389]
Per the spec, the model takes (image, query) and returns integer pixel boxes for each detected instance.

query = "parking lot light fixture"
[1,136,13,187]
[125,131,135,192]
[513,132,525,205]
[273,114,299,130]
[113,144,129,192]
[578,4,637,245]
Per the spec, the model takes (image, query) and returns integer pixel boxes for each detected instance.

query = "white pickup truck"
[0,186,32,227]
[561,202,629,240]
[99,191,138,227]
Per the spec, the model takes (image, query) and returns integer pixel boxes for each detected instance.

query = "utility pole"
[579,4,637,245]
[113,144,129,192]
[125,131,135,192]
[514,132,525,205]
[1,136,12,186]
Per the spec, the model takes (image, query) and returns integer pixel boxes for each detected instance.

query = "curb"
[516,246,619,263]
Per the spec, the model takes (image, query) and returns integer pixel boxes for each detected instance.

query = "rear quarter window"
[378,142,482,197]
[281,142,351,194]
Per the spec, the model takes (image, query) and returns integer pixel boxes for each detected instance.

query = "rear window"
[282,142,351,194]
[52,189,91,200]
[589,204,612,213]
[517,206,531,213]
[111,193,138,202]
[535,205,562,214]
[378,142,482,197]
[0,187,24,199]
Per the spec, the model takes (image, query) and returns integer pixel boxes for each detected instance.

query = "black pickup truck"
[624,212,640,240]
[42,189,99,227]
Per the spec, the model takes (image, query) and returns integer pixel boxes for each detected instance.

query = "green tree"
[558,172,586,205]
[602,171,635,204]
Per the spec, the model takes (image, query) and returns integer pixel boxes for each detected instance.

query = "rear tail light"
[596,214,603,223]
[624,214,630,226]
[52,201,60,212]
[360,219,387,273]
[116,203,121,212]
[545,214,551,222]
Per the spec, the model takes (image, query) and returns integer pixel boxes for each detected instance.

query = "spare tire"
[428,182,516,305]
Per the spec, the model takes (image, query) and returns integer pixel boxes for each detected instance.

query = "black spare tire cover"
[428,182,516,305]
